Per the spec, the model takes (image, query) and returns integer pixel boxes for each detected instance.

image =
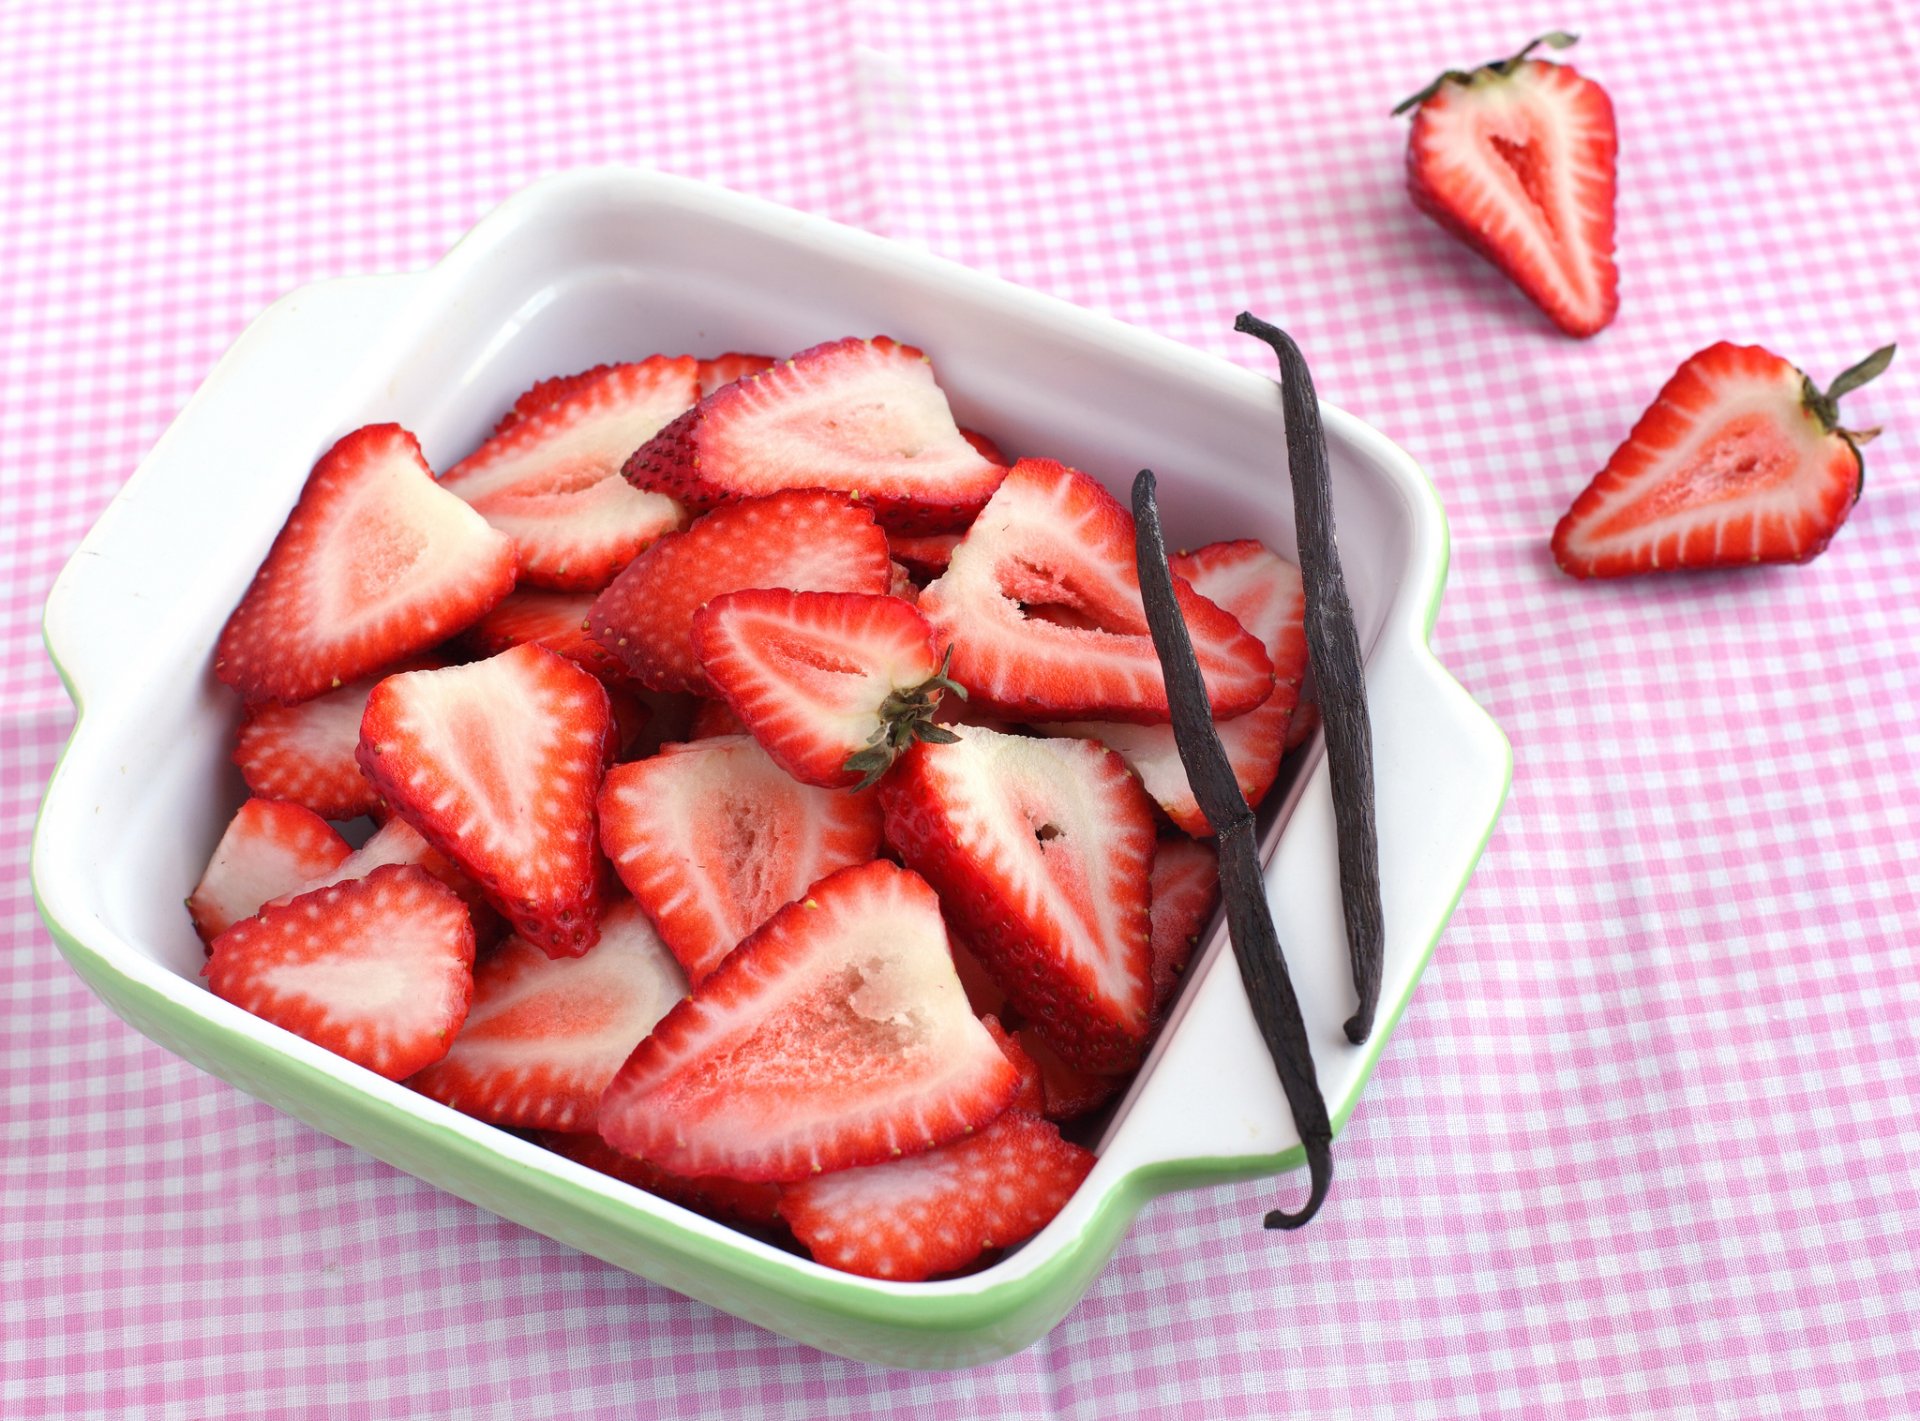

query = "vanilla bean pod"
[1133,468,1331,1229]
[1234,312,1385,1045]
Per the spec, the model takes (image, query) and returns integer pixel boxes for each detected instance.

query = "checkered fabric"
[6,0,1919,1415]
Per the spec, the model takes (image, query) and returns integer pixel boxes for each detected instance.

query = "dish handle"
[42,276,418,711]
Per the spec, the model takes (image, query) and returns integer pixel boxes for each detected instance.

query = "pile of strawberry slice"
[192,334,1305,1281]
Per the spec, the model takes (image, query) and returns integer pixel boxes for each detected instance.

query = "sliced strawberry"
[1397,33,1618,338]
[688,697,746,740]
[693,589,960,790]
[623,336,1006,533]
[536,1130,783,1228]
[206,863,474,1080]
[888,531,963,581]
[887,561,919,604]
[215,424,516,705]
[780,1110,1093,1281]
[357,644,613,958]
[588,489,892,694]
[232,657,443,820]
[959,428,1009,466]
[1044,540,1306,835]
[1013,1026,1127,1122]
[1147,836,1221,1017]
[598,859,1020,1182]
[917,459,1272,723]
[463,588,628,681]
[409,897,688,1132]
[696,352,776,399]
[187,798,353,945]
[598,735,884,983]
[488,365,620,438]
[980,1015,1045,1113]
[1552,342,1893,577]
[1285,699,1320,751]
[269,815,506,947]
[879,725,1157,1072]
[440,358,696,591]
[948,933,1009,1019]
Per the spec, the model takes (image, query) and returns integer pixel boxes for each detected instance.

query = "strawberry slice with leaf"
[1044,539,1306,835]
[1396,32,1618,338]
[1553,342,1895,576]
[215,424,516,705]
[408,897,688,1132]
[597,735,884,983]
[357,644,614,958]
[206,863,474,1080]
[879,724,1158,1072]
[693,589,963,789]
[187,798,353,945]
[623,336,1006,533]
[918,459,1272,724]
[597,859,1020,1183]
[780,1109,1094,1281]
[440,358,697,591]
[588,489,893,694]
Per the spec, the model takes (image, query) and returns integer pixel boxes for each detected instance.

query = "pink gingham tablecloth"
[5,1,1919,1415]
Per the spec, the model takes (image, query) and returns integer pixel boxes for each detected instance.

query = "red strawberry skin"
[624,336,1006,533]
[696,352,776,399]
[1552,343,1866,576]
[597,735,884,983]
[408,897,688,1132]
[187,798,352,945]
[879,726,1157,1072]
[692,589,944,789]
[463,588,628,682]
[918,459,1272,723]
[206,863,475,1080]
[597,859,1019,1183]
[357,644,613,959]
[441,358,696,591]
[216,424,516,704]
[1012,1026,1127,1123]
[588,489,893,694]
[266,814,507,948]
[1148,836,1221,1017]
[1406,56,1617,337]
[780,1110,1093,1281]
[536,1130,783,1228]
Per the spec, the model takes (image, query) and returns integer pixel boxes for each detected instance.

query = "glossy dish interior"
[35,169,1510,1369]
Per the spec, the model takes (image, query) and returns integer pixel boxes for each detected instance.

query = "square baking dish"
[34,168,1509,1369]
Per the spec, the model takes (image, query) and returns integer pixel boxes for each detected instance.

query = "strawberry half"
[440,358,696,591]
[1552,342,1895,577]
[206,863,474,1080]
[1044,539,1306,835]
[623,336,1006,533]
[1397,33,1618,338]
[879,725,1158,1072]
[215,424,516,705]
[597,859,1020,1183]
[597,735,884,983]
[780,1109,1093,1281]
[535,1130,783,1228]
[1148,836,1221,1017]
[187,798,352,945]
[693,589,961,789]
[356,644,614,958]
[588,489,893,694]
[463,588,626,682]
[232,657,442,820]
[409,897,688,1132]
[917,459,1272,723]
[696,352,776,398]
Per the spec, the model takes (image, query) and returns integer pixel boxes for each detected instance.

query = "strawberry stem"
[1391,30,1579,115]
[1133,467,1333,1231]
[842,646,969,791]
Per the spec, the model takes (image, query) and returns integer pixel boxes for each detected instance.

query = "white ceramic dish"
[34,168,1510,1369]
